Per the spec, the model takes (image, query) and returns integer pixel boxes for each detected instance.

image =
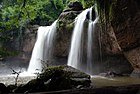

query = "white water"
[87,8,98,74]
[67,8,89,70]
[27,20,57,74]
[68,8,98,75]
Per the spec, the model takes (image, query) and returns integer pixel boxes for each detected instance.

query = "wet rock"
[130,70,140,78]
[101,24,122,55]
[44,75,72,91]
[19,26,37,60]
[97,0,140,74]
[108,0,140,72]
[124,47,140,77]
[111,0,140,51]
[54,11,81,57]
[86,8,96,21]
[63,66,90,79]
[38,66,91,91]
[12,66,91,93]
[99,71,125,78]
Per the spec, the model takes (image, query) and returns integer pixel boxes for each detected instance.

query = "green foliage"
[93,0,117,32]
[0,0,65,33]
[0,0,65,29]
[94,0,116,23]
[0,0,66,56]
[81,0,94,8]
[38,66,65,81]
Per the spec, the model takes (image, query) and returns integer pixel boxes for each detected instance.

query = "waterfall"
[68,7,98,75]
[27,20,57,73]
[87,8,98,74]
[67,8,89,71]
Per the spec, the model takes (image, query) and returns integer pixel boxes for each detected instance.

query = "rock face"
[54,11,80,57]
[111,0,140,51]
[124,47,140,70]
[124,47,140,77]
[110,0,140,73]
[54,1,83,57]
[96,0,140,76]
[19,25,38,60]
[54,1,133,74]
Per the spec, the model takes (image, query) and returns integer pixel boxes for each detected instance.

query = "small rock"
[131,70,140,78]
[99,71,123,77]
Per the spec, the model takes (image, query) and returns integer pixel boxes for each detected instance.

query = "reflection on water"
[91,75,140,87]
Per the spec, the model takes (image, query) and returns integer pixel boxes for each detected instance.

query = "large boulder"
[13,66,91,93]
[124,47,140,77]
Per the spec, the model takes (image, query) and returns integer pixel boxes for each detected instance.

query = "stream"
[1,60,140,87]
[91,76,140,87]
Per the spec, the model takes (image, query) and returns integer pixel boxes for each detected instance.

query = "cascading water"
[87,8,98,74]
[27,20,57,73]
[67,8,89,71]
[68,7,98,75]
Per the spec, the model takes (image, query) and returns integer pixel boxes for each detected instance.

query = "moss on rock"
[54,10,81,57]
[13,66,91,93]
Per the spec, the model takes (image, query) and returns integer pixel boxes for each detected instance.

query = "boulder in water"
[13,66,91,93]
[38,66,91,90]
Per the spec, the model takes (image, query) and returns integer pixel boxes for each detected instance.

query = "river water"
[0,59,140,87]
[91,76,140,87]
[0,73,140,87]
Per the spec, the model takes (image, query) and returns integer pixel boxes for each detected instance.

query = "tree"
[0,0,66,56]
